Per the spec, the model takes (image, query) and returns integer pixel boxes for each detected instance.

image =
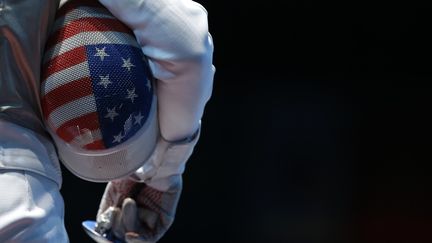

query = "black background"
[61,1,432,242]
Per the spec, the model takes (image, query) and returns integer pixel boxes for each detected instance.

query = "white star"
[98,74,112,88]
[124,115,133,135]
[126,88,138,103]
[105,107,119,121]
[134,112,144,126]
[94,47,109,61]
[112,132,124,143]
[121,57,135,71]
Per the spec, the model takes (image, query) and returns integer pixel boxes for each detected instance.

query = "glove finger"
[111,207,125,239]
[122,197,139,233]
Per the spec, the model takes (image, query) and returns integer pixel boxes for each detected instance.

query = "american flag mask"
[41,0,159,182]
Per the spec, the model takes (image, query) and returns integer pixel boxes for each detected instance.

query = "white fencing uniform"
[0,0,68,241]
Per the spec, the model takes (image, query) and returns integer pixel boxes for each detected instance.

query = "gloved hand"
[95,127,200,243]
[95,179,182,243]
[91,0,213,241]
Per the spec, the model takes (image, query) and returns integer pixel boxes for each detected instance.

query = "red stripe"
[46,17,133,51]
[42,46,87,81]
[56,112,101,143]
[84,139,106,150]
[41,77,93,119]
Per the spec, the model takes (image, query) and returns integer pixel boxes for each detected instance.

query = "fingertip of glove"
[125,232,139,238]
[125,232,146,243]
[123,198,138,213]
[123,197,136,205]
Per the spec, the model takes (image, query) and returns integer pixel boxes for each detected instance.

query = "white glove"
[95,127,200,243]
[98,0,215,141]
[92,0,214,241]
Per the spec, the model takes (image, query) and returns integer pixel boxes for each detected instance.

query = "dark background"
[61,1,432,242]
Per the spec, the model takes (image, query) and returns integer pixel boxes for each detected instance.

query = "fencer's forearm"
[98,0,215,141]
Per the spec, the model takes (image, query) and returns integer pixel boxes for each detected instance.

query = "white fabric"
[0,170,68,243]
[0,118,64,242]
[0,0,67,241]
[98,0,215,141]
[131,124,200,191]
[0,120,62,187]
